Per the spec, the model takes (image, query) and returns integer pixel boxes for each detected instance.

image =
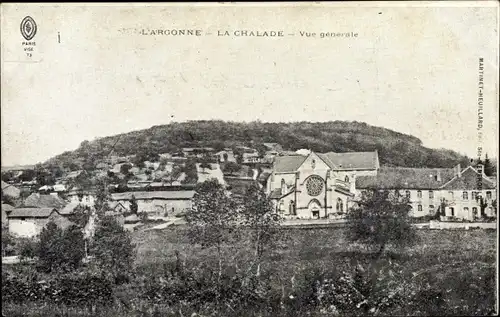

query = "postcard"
[1,2,498,316]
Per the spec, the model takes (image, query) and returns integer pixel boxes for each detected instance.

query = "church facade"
[266,151,379,219]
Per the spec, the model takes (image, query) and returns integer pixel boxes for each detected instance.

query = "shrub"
[37,222,85,273]
[90,216,135,284]
[346,190,419,258]
[1,269,113,306]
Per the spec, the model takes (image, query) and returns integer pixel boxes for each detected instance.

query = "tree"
[223,162,241,175]
[90,216,135,284]
[68,204,92,229]
[130,195,138,215]
[484,153,495,177]
[19,169,36,182]
[37,222,85,272]
[94,177,111,215]
[184,179,239,302]
[120,163,133,176]
[181,160,198,184]
[199,162,211,170]
[255,143,267,158]
[346,189,418,259]
[1,225,15,257]
[242,184,283,277]
[37,222,63,271]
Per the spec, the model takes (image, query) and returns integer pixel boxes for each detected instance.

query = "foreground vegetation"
[2,227,496,317]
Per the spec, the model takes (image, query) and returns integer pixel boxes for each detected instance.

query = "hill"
[43,120,471,171]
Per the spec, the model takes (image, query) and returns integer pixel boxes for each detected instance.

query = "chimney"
[436,170,442,182]
[455,164,461,178]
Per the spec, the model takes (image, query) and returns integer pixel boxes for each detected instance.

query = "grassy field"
[132,226,497,314]
[2,226,497,316]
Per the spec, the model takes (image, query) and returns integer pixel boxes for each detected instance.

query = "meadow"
[2,226,497,316]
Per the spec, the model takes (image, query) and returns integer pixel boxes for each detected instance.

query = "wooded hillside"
[46,120,471,170]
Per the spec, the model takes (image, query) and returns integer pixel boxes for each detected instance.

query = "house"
[144,161,161,170]
[267,151,379,219]
[67,190,96,207]
[215,149,236,163]
[242,152,262,164]
[182,147,215,158]
[63,170,85,182]
[96,162,109,170]
[263,143,283,152]
[23,193,67,209]
[262,150,280,165]
[355,164,497,220]
[196,163,226,185]
[110,190,195,217]
[2,203,15,225]
[108,201,130,214]
[7,207,75,238]
[53,184,67,192]
[159,153,172,159]
[1,181,21,198]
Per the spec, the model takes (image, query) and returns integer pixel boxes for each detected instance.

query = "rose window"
[306,175,324,196]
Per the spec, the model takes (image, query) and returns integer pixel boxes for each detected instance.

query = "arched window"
[463,207,469,213]
[417,190,422,198]
[336,198,344,213]
[486,191,492,199]
[344,175,349,183]
[429,190,434,199]
[429,205,435,213]
[405,190,411,199]
[471,192,477,200]
[418,205,423,211]
[289,200,296,215]
[472,207,478,216]
[278,200,285,213]
[462,191,468,200]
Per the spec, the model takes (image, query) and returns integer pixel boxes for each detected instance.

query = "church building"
[266,151,379,219]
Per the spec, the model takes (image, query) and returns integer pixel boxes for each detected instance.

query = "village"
[1,141,497,240]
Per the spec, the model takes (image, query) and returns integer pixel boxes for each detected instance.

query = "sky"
[1,3,498,166]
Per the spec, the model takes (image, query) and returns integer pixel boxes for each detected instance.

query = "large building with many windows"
[355,164,497,219]
[266,151,379,219]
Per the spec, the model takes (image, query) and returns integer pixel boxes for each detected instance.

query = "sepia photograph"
[1,2,499,316]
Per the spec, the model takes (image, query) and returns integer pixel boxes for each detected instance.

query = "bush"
[90,216,135,284]
[37,222,85,273]
[1,269,113,306]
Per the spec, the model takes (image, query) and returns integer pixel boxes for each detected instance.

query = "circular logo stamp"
[20,16,37,41]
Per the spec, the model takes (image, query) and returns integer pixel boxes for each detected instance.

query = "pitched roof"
[318,151,379,170]
[2,204,15,212]
[274,155,307,173]
[269,188,283,199]
[23,193,66,209]
[439,166,496,190]
[269,186,295,200]
[59,203,80,215]
[273,151,379,173]
[111,190,195,201]
[1,181,21,197]
[356,167,456,190]
[8,207,58,218]
[66,170,84,179]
